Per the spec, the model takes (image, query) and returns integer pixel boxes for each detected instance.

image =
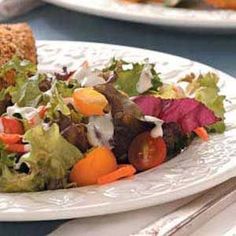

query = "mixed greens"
[0,57,225,192]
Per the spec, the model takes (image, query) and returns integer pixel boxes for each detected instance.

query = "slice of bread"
[205,0,236,9]
[0,23,36,66]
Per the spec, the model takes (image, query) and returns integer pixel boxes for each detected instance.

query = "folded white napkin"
[0,0,42,20]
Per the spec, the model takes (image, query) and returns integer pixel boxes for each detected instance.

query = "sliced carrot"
[69,146,118,186]
[6,144,29,153]
[97,164,136,185]
[0,133,22,144]
[28,116,38,126]
[1,117,24,135]
[27,106,47,127]
[194,127,209,141]
[38,106,47,119]
[72,88,108,116]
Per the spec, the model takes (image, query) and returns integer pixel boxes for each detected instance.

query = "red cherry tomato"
[128,132,167,171]
[0,117,24,135]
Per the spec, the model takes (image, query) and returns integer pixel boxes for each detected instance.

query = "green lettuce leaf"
[0,56,36,78]
[179,73,226,133]
[0,123,83,192]
[22,123,83,181]
[0,166,44,193]
[0,143,37,192]
[0,56,47,110]
[0,142,17,172]
[155,84,185,99]
[56,79,80,98]
[104,59,162,97]
[46,85,71,119]
[0,56,37,102]
[9,74,47,107]
[0,89,8,101]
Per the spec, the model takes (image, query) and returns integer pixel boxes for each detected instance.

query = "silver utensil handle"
[132,178,236,236]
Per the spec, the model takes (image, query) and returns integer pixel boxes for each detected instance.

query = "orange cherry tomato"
[128,132,167,171]
[72,88,108,116]
[69,146,118,186]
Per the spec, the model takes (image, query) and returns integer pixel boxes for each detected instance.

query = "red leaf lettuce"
[134,96,220,133]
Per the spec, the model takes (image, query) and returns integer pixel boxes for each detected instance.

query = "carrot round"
[97,164,136,185]
[69,146,118,186]
[6,144,29,153]
[0,117,24,135]
[38,105,47,119]
[194,127,209,141]
[72,88,108,116]
[0,133,22,144]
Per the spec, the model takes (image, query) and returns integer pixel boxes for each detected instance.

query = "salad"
[0,57,225,192]
[122,0,236,10]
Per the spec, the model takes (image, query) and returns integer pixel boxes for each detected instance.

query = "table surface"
[1,3,236,236]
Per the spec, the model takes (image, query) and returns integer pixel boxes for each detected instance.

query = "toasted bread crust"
[0,23,37,66]
[205,0,236,9]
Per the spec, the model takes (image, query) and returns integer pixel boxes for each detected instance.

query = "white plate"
[44,0,236,30]
[0,41,236,221]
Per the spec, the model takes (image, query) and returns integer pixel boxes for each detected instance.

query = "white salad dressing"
[87,113,114,148]
[44,87,53,98]
[63,97,74,105]
[72,64,106,87]
[143,115,164,138]
[7,104,38,121]
[0,120,4,133]
[122,64,133,71]
[136,62,153,94]
[42,122,51,131]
